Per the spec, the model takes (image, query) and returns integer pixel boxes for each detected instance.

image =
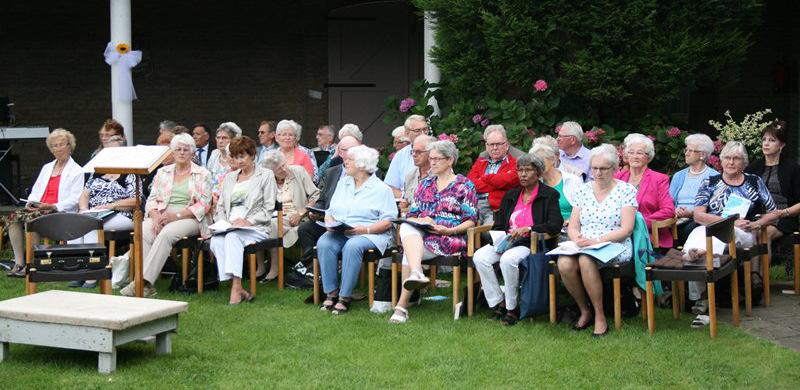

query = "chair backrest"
[705,214,737,243]
[313,151,330,167]
[27,213,104,241]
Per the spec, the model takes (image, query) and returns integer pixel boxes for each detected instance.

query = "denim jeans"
[318,232,377,298]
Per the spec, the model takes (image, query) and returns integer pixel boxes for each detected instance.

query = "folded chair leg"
[452,266,461,317]
[708,282,717,338]
[430,265,437,290]
[549,261,556,324]
[313,256,320,305]
[467,266,474,318]
[678,281,685,313]
[731,268,740,327]
[128,232,135,282]
[368,261,375,308]
[391,262,398,307]
[197,250,204,295]
[101,267,112,294]
[278,247,285,291]
[249,253,257,297]
[613,276,621,330]
[181,246,189,283]
[646,277,655,335]
[671,281,680,319]
[641,287,648,321]
[744,260,752,316]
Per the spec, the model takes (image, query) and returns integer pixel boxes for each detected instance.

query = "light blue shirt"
[326,174,398,254]
[383,144,414,190]
[560,145,592,182]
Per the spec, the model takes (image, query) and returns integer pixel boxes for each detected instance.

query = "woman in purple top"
[389,140,478,324]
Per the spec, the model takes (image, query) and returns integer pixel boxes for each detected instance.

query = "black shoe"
[285,271,314,290]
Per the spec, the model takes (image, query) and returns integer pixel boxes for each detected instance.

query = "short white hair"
[530,135,559,162]
[217,122,242,138]
[391,126,409,142]
[276,119,302,141]
[720,141,749,167]
[623,133,655,160]
[685,133,715,160]
[347,145,379,174]
[483,124,507,140]
[338,123,363,142]
[559,121,584,142]
[589,143,619,169]
[403,114,427,130]
[260,150,285,170]
[170,133,197,153]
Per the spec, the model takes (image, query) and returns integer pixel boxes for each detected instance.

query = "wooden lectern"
[86,146,171,298]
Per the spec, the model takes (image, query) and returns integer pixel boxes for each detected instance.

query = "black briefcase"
[32,243,108,272]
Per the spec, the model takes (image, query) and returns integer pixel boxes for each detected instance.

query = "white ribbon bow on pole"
[104,41,142,102]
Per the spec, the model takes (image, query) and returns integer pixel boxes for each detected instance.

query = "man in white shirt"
[383,114,429,198]
[192,123,212,167]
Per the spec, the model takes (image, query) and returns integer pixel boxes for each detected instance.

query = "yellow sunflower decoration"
[115,43,131,54]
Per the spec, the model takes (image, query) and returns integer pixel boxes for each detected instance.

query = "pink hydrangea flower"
[472,114,484,124]
[480,118,490,127]
[399,98,415,113]
[647,135,656,141]
[586,130,599,143]
[533,79,548,92]
[438,133,459,143]
[666,127,681,138]
[595,128,606,136]
[707,155,721,171]
[714,139,722,153]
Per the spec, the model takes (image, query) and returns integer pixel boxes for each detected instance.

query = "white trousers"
[81,214,134,243]
[210,229,268,281]
[472,244,530,310]
[141,218,200,284]
[684,225,755,300]
[398,223,437,266]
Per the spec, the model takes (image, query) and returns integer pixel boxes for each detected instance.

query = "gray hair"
[589,143,619,169]
[391,126,409,141]
[159,120,177,131]
[403,114,428,130]
[483,124,507,140]
[338,123,363,142]
[318,124,336,137]
[107,135,127,146]
[623,133,655,160]
[530,135,560,162]
[720,141,749,167]
[347,145,380,174]
[685,133,715,161]
[516,153,545,175]
[559,121,584,142]
[260,150,285,170]
[217,122,243,138]
[276,119,302,141]
[413,135,436,147]
[170,133,196,153]
[426,140,459,166]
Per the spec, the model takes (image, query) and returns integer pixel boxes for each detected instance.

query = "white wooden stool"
[0,290,188,374]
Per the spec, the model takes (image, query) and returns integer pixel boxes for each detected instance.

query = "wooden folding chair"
[650,218,678,250]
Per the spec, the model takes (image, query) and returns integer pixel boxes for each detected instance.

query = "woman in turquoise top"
[318,145,397,314]
[667,133,719,245]
[530,136,582,223]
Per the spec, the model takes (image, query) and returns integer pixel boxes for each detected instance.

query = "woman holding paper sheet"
[317,145,396,314]
[557,144,638,337]
[208,136,277,304]
[472,153,563,325]
[682,141,775,319]
[120,133,213,298]
[3,129,84,278]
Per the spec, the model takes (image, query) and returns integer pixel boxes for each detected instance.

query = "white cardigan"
[27,157,84,212]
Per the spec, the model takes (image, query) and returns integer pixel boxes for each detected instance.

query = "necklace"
[688,165,707,175]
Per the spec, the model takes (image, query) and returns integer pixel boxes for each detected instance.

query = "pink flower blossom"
[595,128,606,136]
[472,114,484,124]
[533,79,548,92]
[480,118,490,127]
[714,139,722,153]
[437,133,459,143]
[666,127,681,138]
[586,130,599,143]
[647,135,656,142]
[707,155,721,171]
[399,98,415,113]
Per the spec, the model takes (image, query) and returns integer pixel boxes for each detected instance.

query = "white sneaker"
[120,281,157,298]
[403,270,430,290]
[370,301,392,314]
[691,314,710,328]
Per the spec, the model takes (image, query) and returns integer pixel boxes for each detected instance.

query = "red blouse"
[40,175,61,205]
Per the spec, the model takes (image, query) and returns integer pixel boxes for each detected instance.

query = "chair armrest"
[651,218,678,247]
[530,232,556,253]
[466,224,493,257]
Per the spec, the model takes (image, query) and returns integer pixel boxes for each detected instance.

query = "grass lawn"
[0,273,799,389]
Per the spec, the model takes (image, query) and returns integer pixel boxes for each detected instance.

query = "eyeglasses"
[685,148,703,154]
[517,167,537,173]
[590,166,613,172]
[215,135,230,140]
[172,147,193,154]
[626,151,648,157]
[429,156,450,163]
[51,142,70,149]
[557,135,576,140]
[411,149,429,156]
[485,141,507,149]
[408,126,429,134]
[258,130,271,135]
[722,156,743,162]
[231,154,251,160]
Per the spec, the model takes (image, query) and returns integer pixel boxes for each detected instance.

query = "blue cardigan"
[668,166,719,206]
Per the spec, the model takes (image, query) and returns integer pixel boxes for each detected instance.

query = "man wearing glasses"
[557,121,592,181]
[384,114,429,198]
[467,125,519,224]
[255,120,278,164]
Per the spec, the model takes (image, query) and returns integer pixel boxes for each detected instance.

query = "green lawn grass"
[0,274,799,389]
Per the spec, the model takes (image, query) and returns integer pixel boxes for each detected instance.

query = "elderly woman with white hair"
[614,133,675,249]
[669,133,720,244]
[389,125,411,161]
[390,140,478,324]
[531,135,582,223]
[261,150,320,281]
[275,119,316,179]
[207,122,242,191]
[121,133,213,297]
[682,141,775,321]
[318,145,397,314]
[338,123,363,143]
[557,144,638,337]
[3,129,84,277]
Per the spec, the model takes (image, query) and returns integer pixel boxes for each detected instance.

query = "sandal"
[491,303,507,320]
[5,265,25,278]
[691,314,710,328]
[500,308,519,326]
[389,306,409,324]
[321,294,338,311]
[331,297,351,315]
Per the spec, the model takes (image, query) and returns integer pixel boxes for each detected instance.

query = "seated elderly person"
[207,122,242,191]
[557,144,638,337]
[91,118,125,159]
[121,133,212,297]
[556,121,592,181]
[389,125,411,161]
[530,135,582,224]
[398,135,436,213]
[669,133,720,245]
[614,133,675,250]
[390,140,478,324]
[683,141,775,321]
[209,136,277,304]
[467,125,519,224]
[3,129,84,277]
[472,153,563,326]
[384,115,429,198]
[275,119,316,180]
[318,145,396,314]
[260,150,320,281]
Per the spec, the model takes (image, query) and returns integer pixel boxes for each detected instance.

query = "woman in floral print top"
[390,140,478,324]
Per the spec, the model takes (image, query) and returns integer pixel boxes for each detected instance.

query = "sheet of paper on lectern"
[84,145,171,174]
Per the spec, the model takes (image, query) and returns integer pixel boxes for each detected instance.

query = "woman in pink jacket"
[614,133,676,249]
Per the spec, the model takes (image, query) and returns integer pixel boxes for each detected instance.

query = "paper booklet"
[305,206,326,216]
[389,218,436,233]
[316,220,355,232]
[208,220,261,236]
[721,193,751,219]
[545,241,626,264]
